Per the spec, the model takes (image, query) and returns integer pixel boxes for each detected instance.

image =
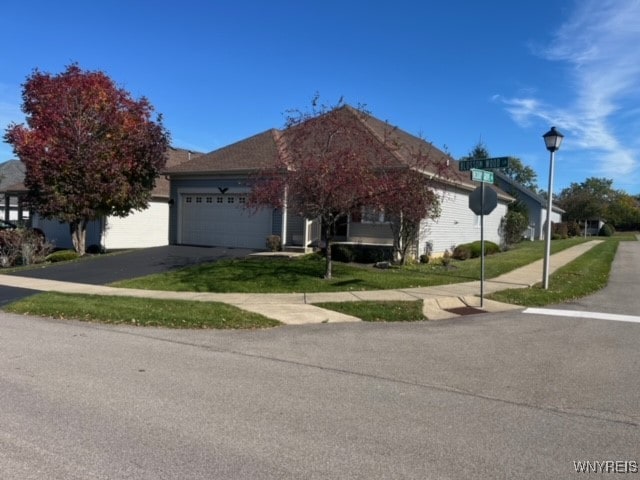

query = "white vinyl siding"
[102,202,169,249]
[419,186,508,256]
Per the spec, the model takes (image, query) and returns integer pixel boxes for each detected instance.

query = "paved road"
[0,240,638,478]
[1,310,638,479]
[0,245,254,306]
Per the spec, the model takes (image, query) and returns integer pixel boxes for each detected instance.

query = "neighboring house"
[0,160,29,222]
[0,147,201,249]
[166,106,514,256]
[492,170,564,240]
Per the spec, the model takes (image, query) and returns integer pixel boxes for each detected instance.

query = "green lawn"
[487,239,619,307]
[5,292,280,329]
[113,238,589,293]
[315,300,425,322]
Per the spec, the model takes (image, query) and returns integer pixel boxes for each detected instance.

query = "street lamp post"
[542,126,564,290]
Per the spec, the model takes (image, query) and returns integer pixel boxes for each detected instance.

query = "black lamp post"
[542,126,564,289]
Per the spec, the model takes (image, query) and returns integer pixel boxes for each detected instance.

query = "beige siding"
[348,222,394,245]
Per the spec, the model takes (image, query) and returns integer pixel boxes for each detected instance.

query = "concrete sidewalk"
[0,240,603,325]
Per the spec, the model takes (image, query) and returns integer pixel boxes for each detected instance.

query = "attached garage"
[178,192,272,248]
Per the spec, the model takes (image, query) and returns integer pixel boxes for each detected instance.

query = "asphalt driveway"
[0,245,255,305]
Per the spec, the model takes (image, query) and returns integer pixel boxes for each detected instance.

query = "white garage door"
[180,193,272,248]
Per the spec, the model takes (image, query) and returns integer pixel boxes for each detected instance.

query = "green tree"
[556,178,614,224]
[460,141,538,191]
[605,192,640,230]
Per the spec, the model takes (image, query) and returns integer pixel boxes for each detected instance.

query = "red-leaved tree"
[249,99,451,277]
[4,64,169,254]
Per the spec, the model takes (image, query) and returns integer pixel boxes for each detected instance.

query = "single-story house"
[0,147,201,249]
[166,106,514,257]
[492,170,564,240]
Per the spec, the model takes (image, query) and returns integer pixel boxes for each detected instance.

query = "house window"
[185,196,192,203]
[361,206,386,224]
[206,197,213,203]
[196,197,202,203]
[227,197,235,204]
[239,197,246,204]
[217,197,223,203]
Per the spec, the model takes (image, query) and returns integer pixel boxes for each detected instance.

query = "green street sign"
[471,168,494,183]
[459,156,510,171]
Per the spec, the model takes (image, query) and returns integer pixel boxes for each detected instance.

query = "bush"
[566,220,581,237]
[553,222,569,239]
[86,244,105,254]
[0,228,53,267]
[452,241,500,260]
[46,250,80,263]
[501,210,529,245]
[326,244,392,264]
[265,235,282,252]
[598,223,615,237]
[419,254,430,264]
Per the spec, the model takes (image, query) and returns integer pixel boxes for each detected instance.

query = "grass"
[314,300,425,322]
[113,238,590,294]
[4,292,281,329]
[487,239,619,307]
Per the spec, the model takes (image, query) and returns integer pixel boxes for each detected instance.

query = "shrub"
[441,249,452,266]
[566,220,581,237]
[452,241,500,260]
[327,244,392,264]
[419,254,430,264]
[553,222,569,239]
[0,228,53,267]
[265,235,282,252]
[598,223,615,237]
[500,210,529,245]
[46,250,80,263]
[86,244,105,254]
[452,244,472,260]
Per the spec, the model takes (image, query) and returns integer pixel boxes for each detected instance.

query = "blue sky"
[1,0,639,194]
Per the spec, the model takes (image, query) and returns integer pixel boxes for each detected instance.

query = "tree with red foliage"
[4,64,169,254]
[249,98,449,277]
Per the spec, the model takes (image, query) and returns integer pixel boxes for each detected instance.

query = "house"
[492,170,564,240]
[0,147,201,249]
[0,160,29,222]
[166,106,514,257]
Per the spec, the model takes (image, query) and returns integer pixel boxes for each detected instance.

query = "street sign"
[471,168,494,184]
[469,185,497,216]
[459,156,510,171]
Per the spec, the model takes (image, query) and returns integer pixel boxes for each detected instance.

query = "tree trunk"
[323,221,333,279]
[70,219,88,255]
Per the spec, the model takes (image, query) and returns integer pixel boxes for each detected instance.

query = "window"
[206,197,213,203]
[217,197,223,203]
[239,197,246,204]
[227,197,235,204]
[361,206,386,224]
[196,197,202,203]
[185,196,192,203]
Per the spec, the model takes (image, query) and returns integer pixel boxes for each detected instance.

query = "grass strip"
[487,240,619,307]
[314,300,425,322]
[4,292,280,329]
[113,238,589,294]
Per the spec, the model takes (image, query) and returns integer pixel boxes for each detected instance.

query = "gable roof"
[493,170,564,213]
[0,147,198,198]
[168,105,513,201]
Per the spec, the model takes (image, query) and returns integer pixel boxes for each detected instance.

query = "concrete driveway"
[0,245,255,305]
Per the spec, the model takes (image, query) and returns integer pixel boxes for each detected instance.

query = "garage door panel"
[180,194,272,248]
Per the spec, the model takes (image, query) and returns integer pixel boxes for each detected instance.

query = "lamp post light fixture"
[542,126,564,290]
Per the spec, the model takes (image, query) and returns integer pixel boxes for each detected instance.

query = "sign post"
[468,175,498,308]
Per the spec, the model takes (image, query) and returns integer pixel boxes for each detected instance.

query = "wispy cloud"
[500,0,640,183]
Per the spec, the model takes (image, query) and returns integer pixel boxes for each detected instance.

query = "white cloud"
[501,0,640,186]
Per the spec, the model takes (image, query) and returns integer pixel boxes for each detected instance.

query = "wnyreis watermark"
[573,460,638,474]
